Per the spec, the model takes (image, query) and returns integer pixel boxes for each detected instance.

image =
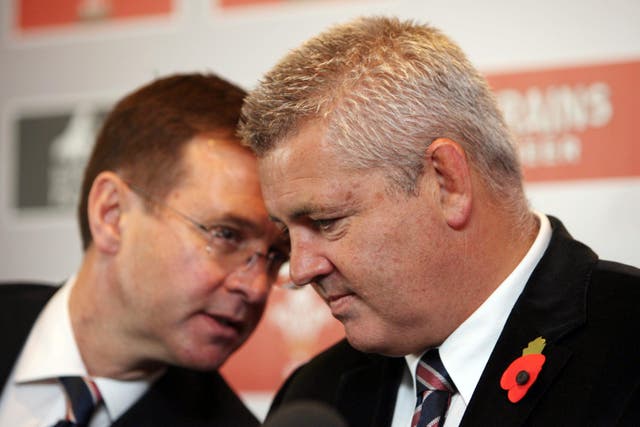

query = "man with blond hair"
[240,16,640,427]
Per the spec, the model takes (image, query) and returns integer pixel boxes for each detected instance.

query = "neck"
[444,202,539,337]
[480,209,539,288]
[69,250,165,380]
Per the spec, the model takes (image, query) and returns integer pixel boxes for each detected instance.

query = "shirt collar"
[14,276,86,382]
[405,212,551,404]
[13,276,161,421]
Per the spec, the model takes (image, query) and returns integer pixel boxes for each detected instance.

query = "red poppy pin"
[500,336,546,403]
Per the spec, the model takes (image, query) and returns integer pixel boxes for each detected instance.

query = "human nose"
[288,236,333,286]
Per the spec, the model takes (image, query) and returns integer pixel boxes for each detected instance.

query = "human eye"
[312,218,339,232]
[309,214,349,240]
[208,225,243,250]
[274,221,289,238]
[266,248,290,276]
[278,225,289,240]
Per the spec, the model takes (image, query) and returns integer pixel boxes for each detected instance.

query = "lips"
[212,315,241,329]
[204,313,245,337]
[326,293,353,303]
[325,292,356,317]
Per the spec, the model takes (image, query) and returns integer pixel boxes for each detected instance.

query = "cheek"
[345,213,411,275]
[177,260,228,301]
[139,244,222,302]
[346,209,440,299]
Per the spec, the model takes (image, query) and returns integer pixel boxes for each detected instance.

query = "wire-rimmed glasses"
[124,181,289,278]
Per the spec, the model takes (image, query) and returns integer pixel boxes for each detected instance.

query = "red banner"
[487,60,640,182]
[218,0,279,8]
[17,0,173,31]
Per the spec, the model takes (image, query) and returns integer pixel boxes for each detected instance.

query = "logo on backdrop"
[488,60,640,182]
[268,285,338,378]
[12,104,107,210]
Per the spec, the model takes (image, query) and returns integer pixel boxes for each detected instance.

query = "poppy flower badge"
[500,336,546,403]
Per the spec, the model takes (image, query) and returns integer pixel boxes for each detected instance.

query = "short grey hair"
[240,16,526,211]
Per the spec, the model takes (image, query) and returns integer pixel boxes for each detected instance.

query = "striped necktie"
[53,376,102,427]
[411,350,456,427]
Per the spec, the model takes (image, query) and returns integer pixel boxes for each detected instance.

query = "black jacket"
[268,217,640,427]
[0,283,258,427]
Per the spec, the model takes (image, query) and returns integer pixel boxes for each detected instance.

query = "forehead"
[177,135,260,190]
[172,135,272,229]
[183,135,259,183]
[258,122,379,219]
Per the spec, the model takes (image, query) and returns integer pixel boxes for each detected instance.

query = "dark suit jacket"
[0,283,258,427]
[268,217,640,427]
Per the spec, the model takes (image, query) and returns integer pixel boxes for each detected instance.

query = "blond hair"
[240,16,527,214]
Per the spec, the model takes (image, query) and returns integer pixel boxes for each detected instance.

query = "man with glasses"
[0,73,288,426]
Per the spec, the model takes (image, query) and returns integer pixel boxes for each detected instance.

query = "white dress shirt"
[391,212,552,427]
[0,277,158,427]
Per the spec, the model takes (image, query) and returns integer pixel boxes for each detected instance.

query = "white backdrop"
[1,0,639,419]
[1,0,639,281]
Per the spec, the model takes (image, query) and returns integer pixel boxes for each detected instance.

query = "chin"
[345,327,414,357]
[182,354,227,371]
[174,344,234,372]
[345,331,389,355]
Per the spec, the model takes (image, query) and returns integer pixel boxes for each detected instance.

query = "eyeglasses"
[124,181,289,278]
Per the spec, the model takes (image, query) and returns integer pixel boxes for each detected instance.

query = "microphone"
[263,400,349,427]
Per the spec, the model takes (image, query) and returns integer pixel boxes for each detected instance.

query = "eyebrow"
[270,202,356,224]
[269,205,321,224]
[210,213,265,235]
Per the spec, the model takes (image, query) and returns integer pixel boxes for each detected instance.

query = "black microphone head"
[263,400,349,427]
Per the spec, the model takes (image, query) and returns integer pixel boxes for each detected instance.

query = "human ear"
[426,138,472,230]
[86,172,127,254]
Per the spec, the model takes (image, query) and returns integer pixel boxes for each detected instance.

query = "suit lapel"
[111,368,205,427]
[335,355,405,427]
[460,316,574,427]
[460,217,597,427]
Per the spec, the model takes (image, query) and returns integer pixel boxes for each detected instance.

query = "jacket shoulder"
[269,339,382,409]
[0,281,58,301]
[588,260,640,315]
[115,367,259,426]
[592,259,640,284]
[0,282,58,325]
[283,339,372,389]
